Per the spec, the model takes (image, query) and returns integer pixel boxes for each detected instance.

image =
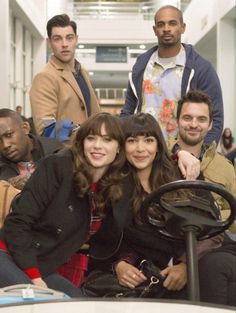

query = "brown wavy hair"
[70,112,126,213]
[123,113,181,219]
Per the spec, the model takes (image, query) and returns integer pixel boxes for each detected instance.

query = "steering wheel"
[141,180,236,241]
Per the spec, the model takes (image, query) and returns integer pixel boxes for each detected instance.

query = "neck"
[69,59,76,72]
[158,43,182,58]
[137,168,152,193]
[23,138,33,162]
[177,138,203,158]
[92,168,106,183]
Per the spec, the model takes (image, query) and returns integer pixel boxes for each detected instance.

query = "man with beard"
[170,89,236,233]
[120,5,223,145]
[171,89,236,306]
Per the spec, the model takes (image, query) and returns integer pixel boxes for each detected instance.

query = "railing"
[73,1,157,20]
[72,0,191,21]
[95,88,126,114]
[95,88,126,99]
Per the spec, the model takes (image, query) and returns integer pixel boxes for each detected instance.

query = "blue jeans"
[0,250,85,298]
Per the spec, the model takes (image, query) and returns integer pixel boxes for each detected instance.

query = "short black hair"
[154,5,184,25]
[47,14,77,38]
[0,108,24,124]
[177,89,213,122]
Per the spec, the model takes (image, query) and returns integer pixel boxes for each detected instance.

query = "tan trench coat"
[30,55,100,135]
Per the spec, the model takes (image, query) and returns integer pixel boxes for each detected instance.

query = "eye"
[198,117,208,123]
[126,137,135,143]
[5,131,13,138]
[182,116,192,121]
[67,35,75,41]
[145,137,156,143]
[52,36,61,42]
[86,135,95,141]
[169,21,178,26]
[103,136,112,142]
[156,22,164,28]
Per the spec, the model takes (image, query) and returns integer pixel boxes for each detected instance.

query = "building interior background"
[0,0,235,136]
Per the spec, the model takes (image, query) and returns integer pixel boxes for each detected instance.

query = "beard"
[179,130,204,146]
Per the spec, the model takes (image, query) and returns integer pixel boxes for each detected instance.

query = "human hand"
[8,174,30,190]
[31,277,48,288]
[160,262,187,291]
[115,261,147,288]
[177,150,200,180]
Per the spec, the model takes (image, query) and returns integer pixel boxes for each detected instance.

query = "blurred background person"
[220,127,236,166]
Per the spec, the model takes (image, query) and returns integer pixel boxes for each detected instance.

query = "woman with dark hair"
[114,113,188,297]
[220,128,236,165]
[0,112,129,297]
[109,113,222,300]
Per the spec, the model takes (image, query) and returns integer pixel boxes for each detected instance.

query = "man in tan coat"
[30,14,100,135]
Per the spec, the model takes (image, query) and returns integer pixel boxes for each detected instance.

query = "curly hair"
[70,112,126,213]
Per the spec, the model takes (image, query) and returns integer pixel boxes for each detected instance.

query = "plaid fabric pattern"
[88,182,102,238]
[57,182,102,286]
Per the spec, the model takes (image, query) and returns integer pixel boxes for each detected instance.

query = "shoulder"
[184,43,212,69]
[37,149,73,174]
[36,136,64,154]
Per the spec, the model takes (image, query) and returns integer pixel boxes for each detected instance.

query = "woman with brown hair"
[0,112,129,297]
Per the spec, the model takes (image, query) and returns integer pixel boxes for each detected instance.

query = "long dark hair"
[123,113,180,218]
[222,128,234,150]
[70,112,126,212]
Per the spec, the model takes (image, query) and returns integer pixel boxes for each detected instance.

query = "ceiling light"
[139,44,146,49]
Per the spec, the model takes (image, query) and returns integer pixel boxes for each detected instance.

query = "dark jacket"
[0,150,133,277]
[120,44,224,145]
[0,135,63,180]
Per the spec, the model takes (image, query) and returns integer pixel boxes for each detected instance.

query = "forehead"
[50,25,75,37]
[0,117,18,135]
[180,102,210,116]
[156,8,181,22]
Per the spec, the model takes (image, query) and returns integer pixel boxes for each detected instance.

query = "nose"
[1,138,11,150]
[163,23,171,32]
[189,118,198,127]
[61,38,68,46]
[93,137,102,149]
[136,140,145,152]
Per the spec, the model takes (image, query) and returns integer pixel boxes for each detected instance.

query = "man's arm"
[195,63,224,145]
[30,72,59,135]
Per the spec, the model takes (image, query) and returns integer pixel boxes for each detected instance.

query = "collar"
[152,44,186,68]
[74,59,81,75]
[172,142,208,162]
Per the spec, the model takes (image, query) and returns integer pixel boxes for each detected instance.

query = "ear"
[21,122,31,135]
[181,23,186,34]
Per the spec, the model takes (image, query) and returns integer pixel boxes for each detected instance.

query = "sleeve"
[30,72,59,135]
[120,80,138,118]
[2,156,63,271]
[177,233,224,263]
[194,62,224,145]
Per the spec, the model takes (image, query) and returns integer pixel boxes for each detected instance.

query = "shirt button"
[81,105,85,111]
[35,242,41,248]
[68,205,74,212]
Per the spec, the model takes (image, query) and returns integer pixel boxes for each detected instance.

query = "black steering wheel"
[141,180,236,241]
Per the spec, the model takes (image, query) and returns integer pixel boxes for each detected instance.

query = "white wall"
[0,0,47,114]
[183,0,236,135]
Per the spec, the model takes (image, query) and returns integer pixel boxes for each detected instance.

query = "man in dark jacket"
[120,5,223,145]
[0,108,63,189]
